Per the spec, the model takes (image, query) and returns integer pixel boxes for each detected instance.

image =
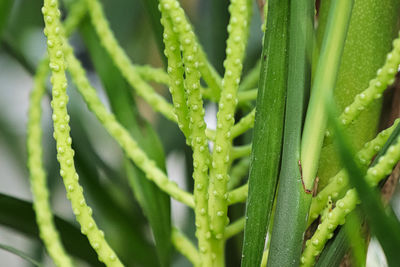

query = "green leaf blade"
[241,0,290,265]
[266,0,314,266]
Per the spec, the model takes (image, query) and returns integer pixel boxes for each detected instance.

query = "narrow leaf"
[241,0,290,265]
[0,243,43,267]
[267,0,314,266]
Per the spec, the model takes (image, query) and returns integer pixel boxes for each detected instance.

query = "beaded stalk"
[28,59,73,267]
[27,1,87,266]
[301,135,400,266]
[41,0,122,265]
[84,0,176,123]
[159,6,190,138]
[208,1,251,252]
[308,119,400,224]
[159,0,213,264]
[63,42,194,208]
[339,33,400,126]
[159,0,222,99]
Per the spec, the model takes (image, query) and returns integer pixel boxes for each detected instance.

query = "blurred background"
[0,0,398,266]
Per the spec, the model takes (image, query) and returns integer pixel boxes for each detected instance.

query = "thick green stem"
[316,0,400,188]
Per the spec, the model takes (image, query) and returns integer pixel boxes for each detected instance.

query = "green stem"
[231,144,252,160]
[85,0,176,123]
[42,0,122,264]
[159,1,213,265]
[224,217,245,240]
[228,183,248,205]
[208,0,251,250]
[237,89,257,104]
[231,109,255,138]
[65,43,194,207]
[171,227,201,266]
[28,58,73,267]
[227,157,250,190]
[308,119,400,225]
[300,0,354,190]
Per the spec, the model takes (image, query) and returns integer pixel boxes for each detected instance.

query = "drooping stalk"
[64,42,194,208]
[41,0,122,265]
[315,118,400,267]
[28,58,73,267]
[78,18,173,266]
[27,2,87,266]
[84,0,176,123]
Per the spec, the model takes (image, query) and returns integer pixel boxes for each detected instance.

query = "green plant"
[1,0,400,266]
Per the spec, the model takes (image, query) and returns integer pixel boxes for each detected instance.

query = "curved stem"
[160,1,213,265]
[171,227,201,266]
[224,217,245,240]
[231,109,255,138]
[228,183,248,205]
[65,43,195,208]
[42,0,123,265]
[308,119,400,225]
[85,0,176,123]
[231,144,252,160]
[28,58,73,267]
